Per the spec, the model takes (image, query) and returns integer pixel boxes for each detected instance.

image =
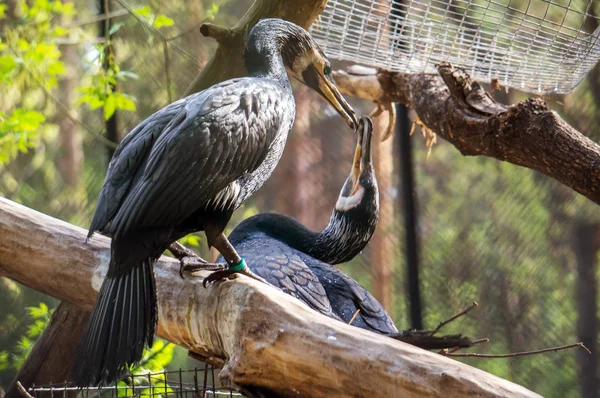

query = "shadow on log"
[0,198,541,397]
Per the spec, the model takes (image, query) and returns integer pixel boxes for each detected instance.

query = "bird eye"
[323,65,332,75]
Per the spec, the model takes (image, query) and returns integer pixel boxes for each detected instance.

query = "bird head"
[246,19,358,129]
[335,116,378,214]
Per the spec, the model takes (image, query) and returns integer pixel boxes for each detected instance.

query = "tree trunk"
[573,222,599,398]
[6,302,90,398]
[370,113,395,312]
[55,2,83,187]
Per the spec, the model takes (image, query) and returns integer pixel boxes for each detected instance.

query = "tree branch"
[0,197,541,397]
[190,0,328,93]
[333,63,600,206]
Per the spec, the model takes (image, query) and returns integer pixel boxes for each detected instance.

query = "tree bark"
[332,63,600,206]
[6,302,90,398]
[370,113,395,312]
[0,197,540,398]
[573,222,599,398]
[55,1,83,187]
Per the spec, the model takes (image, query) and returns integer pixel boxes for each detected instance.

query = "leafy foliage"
[0,303,52,371]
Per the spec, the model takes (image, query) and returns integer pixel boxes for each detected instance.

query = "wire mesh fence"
[311,0,600,93]
[26,367,242,398]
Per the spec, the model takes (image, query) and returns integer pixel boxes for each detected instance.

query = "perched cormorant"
[222,116,471,349]
[77,18,357,386]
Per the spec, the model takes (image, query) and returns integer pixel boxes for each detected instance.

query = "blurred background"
[0,0,599,397]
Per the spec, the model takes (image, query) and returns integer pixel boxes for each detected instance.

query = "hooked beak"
[302,65,358,130]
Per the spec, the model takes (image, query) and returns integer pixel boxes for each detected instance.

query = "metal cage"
[311,0,600,93]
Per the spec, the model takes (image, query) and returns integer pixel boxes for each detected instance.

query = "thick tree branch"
[191,0,328,93]
[0,198,540,397]
[333,63,600,206]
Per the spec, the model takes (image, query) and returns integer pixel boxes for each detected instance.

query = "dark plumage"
[77,18,357,386]
[226,117,471,350]
[227,116,395,334]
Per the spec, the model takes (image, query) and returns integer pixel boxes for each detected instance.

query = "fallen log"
[0,197,540,397]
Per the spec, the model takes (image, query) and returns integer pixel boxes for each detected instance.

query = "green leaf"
[152,15,174,28]
[0,4,7,19]
[47,60,66,76]
[109,22,124,36]
[104,93,116,120]
[114,92,136,112]
[134,6,152,18]
[207,4,219,19]
[0,55,17,79]
[27,302,49,319]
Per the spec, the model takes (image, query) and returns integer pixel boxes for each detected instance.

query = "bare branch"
[442,343,591,358]
[333,63,600,206]
[432,301,479,335]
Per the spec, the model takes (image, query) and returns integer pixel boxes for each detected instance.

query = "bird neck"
[229,209,372,265]
[244,28,299,88]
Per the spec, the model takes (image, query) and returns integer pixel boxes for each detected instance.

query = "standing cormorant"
[76,18,357,386]
[221,116,471,349]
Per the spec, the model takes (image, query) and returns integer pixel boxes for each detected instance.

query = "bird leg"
[168,242,227,279]
[202,233,269,287]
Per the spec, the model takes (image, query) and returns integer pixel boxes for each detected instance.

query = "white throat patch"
[335,186,365,211]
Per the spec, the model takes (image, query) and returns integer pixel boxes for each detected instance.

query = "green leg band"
[228,257,246,273]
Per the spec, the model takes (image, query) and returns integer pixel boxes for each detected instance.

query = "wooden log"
[6,302,90,398]
[0,197,540,397]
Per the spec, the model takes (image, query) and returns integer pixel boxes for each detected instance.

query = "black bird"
[223,116,471,349]
[77,18,357,386]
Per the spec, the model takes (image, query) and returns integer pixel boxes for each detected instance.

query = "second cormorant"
[219,116,471,349]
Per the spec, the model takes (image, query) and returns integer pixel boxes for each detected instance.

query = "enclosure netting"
[310,0,600,93]
[26,366,241,397]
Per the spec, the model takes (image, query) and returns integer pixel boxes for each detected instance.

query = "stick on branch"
[442,343,591,358]
[432,301,479,335]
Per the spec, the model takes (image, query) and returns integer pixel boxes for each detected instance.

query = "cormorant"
[221,116,471,349]
[76,18,357,386]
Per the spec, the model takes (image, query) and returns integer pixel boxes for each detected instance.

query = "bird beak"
[360,116,373,172]
[302,65,358,129]
[348,116,373,195]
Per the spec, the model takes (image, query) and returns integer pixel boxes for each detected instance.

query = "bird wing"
[89,98,187,236]
[102,78,287,238]
[311,262,398,334]
[342,273,398,333]
[236,238,336,318]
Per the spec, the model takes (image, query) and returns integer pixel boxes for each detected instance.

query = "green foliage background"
[0,0,599,396]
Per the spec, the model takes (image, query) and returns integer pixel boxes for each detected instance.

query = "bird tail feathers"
[75,258,157,386]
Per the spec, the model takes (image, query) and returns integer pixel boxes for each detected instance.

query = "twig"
[348,309,360,326]
[65,9,130,28]
[442,342,590,358]
[16,382,34,398]
[432,301,478,335]
[440,337,489,354]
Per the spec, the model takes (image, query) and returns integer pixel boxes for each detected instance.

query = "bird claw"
[179,257,227,279]
[202,269,237,288]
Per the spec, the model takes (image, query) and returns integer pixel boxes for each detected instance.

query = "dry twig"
[442,342,590,358]
[348,309,360,326]
[432,301,478,335]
